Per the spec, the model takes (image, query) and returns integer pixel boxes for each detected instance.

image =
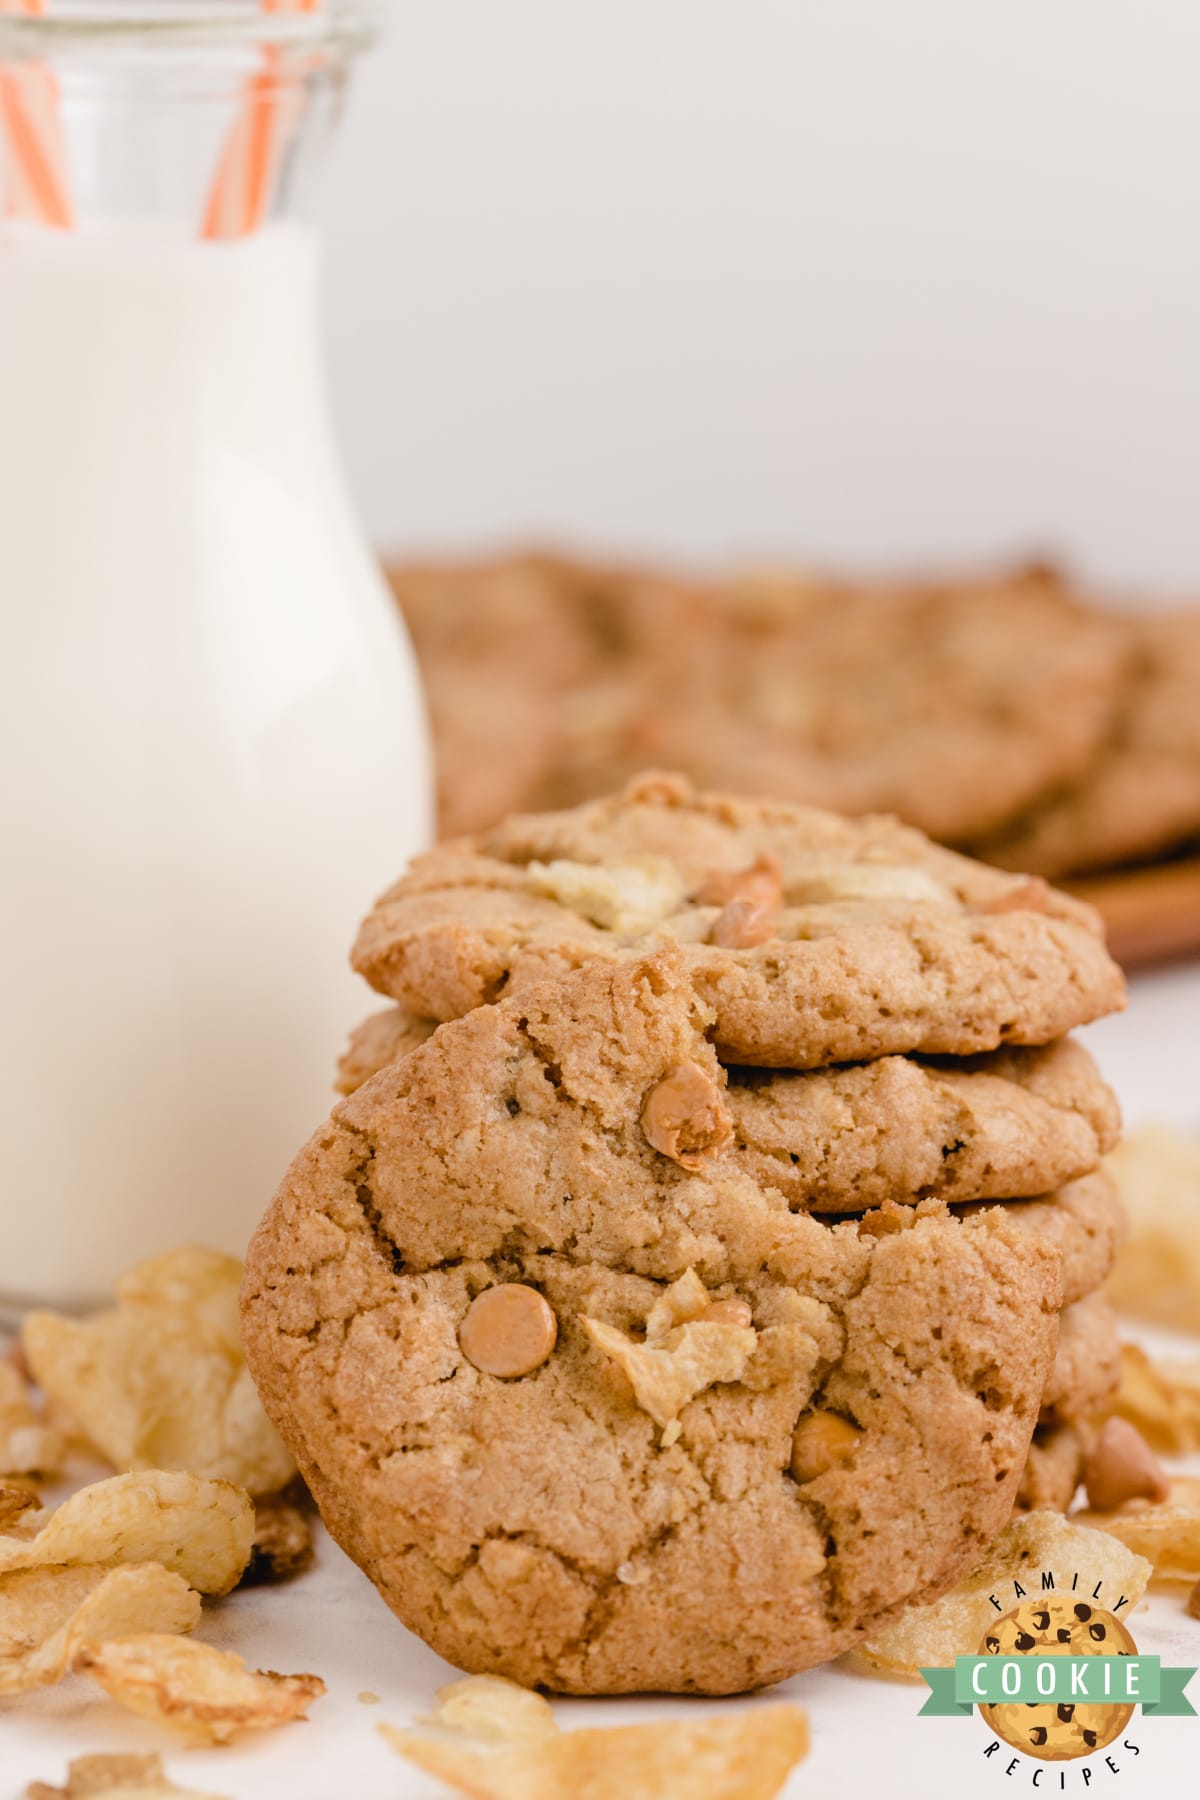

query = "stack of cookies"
[243,774,1129,1695]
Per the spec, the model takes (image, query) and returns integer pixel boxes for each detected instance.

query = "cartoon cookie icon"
[980,1596,1136,1760]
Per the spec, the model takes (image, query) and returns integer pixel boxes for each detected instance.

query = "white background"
[319,0,1200,594]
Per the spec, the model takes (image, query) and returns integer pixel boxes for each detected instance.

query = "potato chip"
[1102,1343,1200,1455]
[428,1675,558,1744]
[27,1751,227,1799]
[239,1491,314,1587]
[581,1315,756,1441]
[1074,1477,1200,1581]
[0,1563,199,1694]
[856,1511,1152,1676]
[0,1360,63,1477]
[381,1704,809,1799]
[0,1481,40,1529]
[1106,1128,1200,1333]
[74,1634,325,1743]
[0,1470,252,1596]
[22,1248,294,1497]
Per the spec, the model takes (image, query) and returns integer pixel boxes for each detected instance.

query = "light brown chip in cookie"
[243,950,1062,1695]
[351,775,1125,1070]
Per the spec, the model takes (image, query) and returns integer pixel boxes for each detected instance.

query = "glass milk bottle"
[0,1,430,1306]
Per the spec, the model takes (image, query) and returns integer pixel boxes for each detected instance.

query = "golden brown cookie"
[338,1010,1119,1214]
[957,1171,1126,1309]
[351,774,1125,1070]
[1015,1420,1089,1513]
[243,952,1062,1695]
[980,611,1200,877]
[1039,1292,1121,1423]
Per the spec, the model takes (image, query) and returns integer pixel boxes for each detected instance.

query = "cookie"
[957,1171,1126,1309]
[243,952,1062,1695]
[335,1009,437,1097]
[980,612,1200,877]
[620,565,1129,846]
[351,774,1125,1070]
[337,1010,1118,1212]
[1038,1292,1120,1423]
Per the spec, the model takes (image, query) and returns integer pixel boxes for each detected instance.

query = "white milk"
[0,223,431,1306]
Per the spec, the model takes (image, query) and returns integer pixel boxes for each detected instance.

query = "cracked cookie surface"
[336,1009,1120,1212]
[243,952,1061,1694]
[350,774,1125,1070]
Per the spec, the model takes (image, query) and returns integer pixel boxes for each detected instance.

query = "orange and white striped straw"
[0,0,73,228]
[202,0,320,240]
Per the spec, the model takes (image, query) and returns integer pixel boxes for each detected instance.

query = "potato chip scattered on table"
[1074,1477,1200,1581]
[382,1705,809,1800]
[22,1247,295,1496]
[0,1563,199,1695]
[0,1470,252,1596]
[856,1511,1152,1677]
[427,1674,558,1743]
[27,1751,227,1799]
[0,1360,63,1477]
[240,1489,314,1587]
[74,1633,324,1743]
[0,1480,40,1529]
[1102,1342,1200,1455]
[1105,1128,1200,1334]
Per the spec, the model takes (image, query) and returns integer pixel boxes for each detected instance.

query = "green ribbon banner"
[919,1657,1197,1718]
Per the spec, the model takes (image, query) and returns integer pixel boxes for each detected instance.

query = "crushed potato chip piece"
[644,1269,712,1341]
[0,1470,251,1596]
[1102,1343,1200,1454]
[1106,1128,1200,1333]
[75,1634,324,1743]
[1074,1477,1200,1581]
[0,1360,63,1477]
[22,1247,294,1497]
[27,1751,227,1799]
[240,1492,314,1587]
[525,857,685,933]
[0,1482,40,1529]
[429,1675,558,1743]
[856,1511,1152,1676]
[581,1314,756,1435]
[791,865,954,907]
[382,1704,808,1799]
[0,1562,199,1695]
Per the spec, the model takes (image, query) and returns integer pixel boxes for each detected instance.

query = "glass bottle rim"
[0,1,383,56]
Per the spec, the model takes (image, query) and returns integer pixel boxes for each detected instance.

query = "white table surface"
[5,962,1200,1800]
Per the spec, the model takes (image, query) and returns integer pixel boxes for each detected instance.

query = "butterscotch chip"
[708,898,778,948]
[970,876,1050,915]
[1188,1576,1200,1621]
[459,1286,558,1379]
[693,854,782,910]
[1083,1418,1170,1512]
[640,1063,734,1170]
[703,1299,753,1328]
[790,1412,862,1483]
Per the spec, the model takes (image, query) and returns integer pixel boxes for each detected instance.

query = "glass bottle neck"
[0,9,372,243]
